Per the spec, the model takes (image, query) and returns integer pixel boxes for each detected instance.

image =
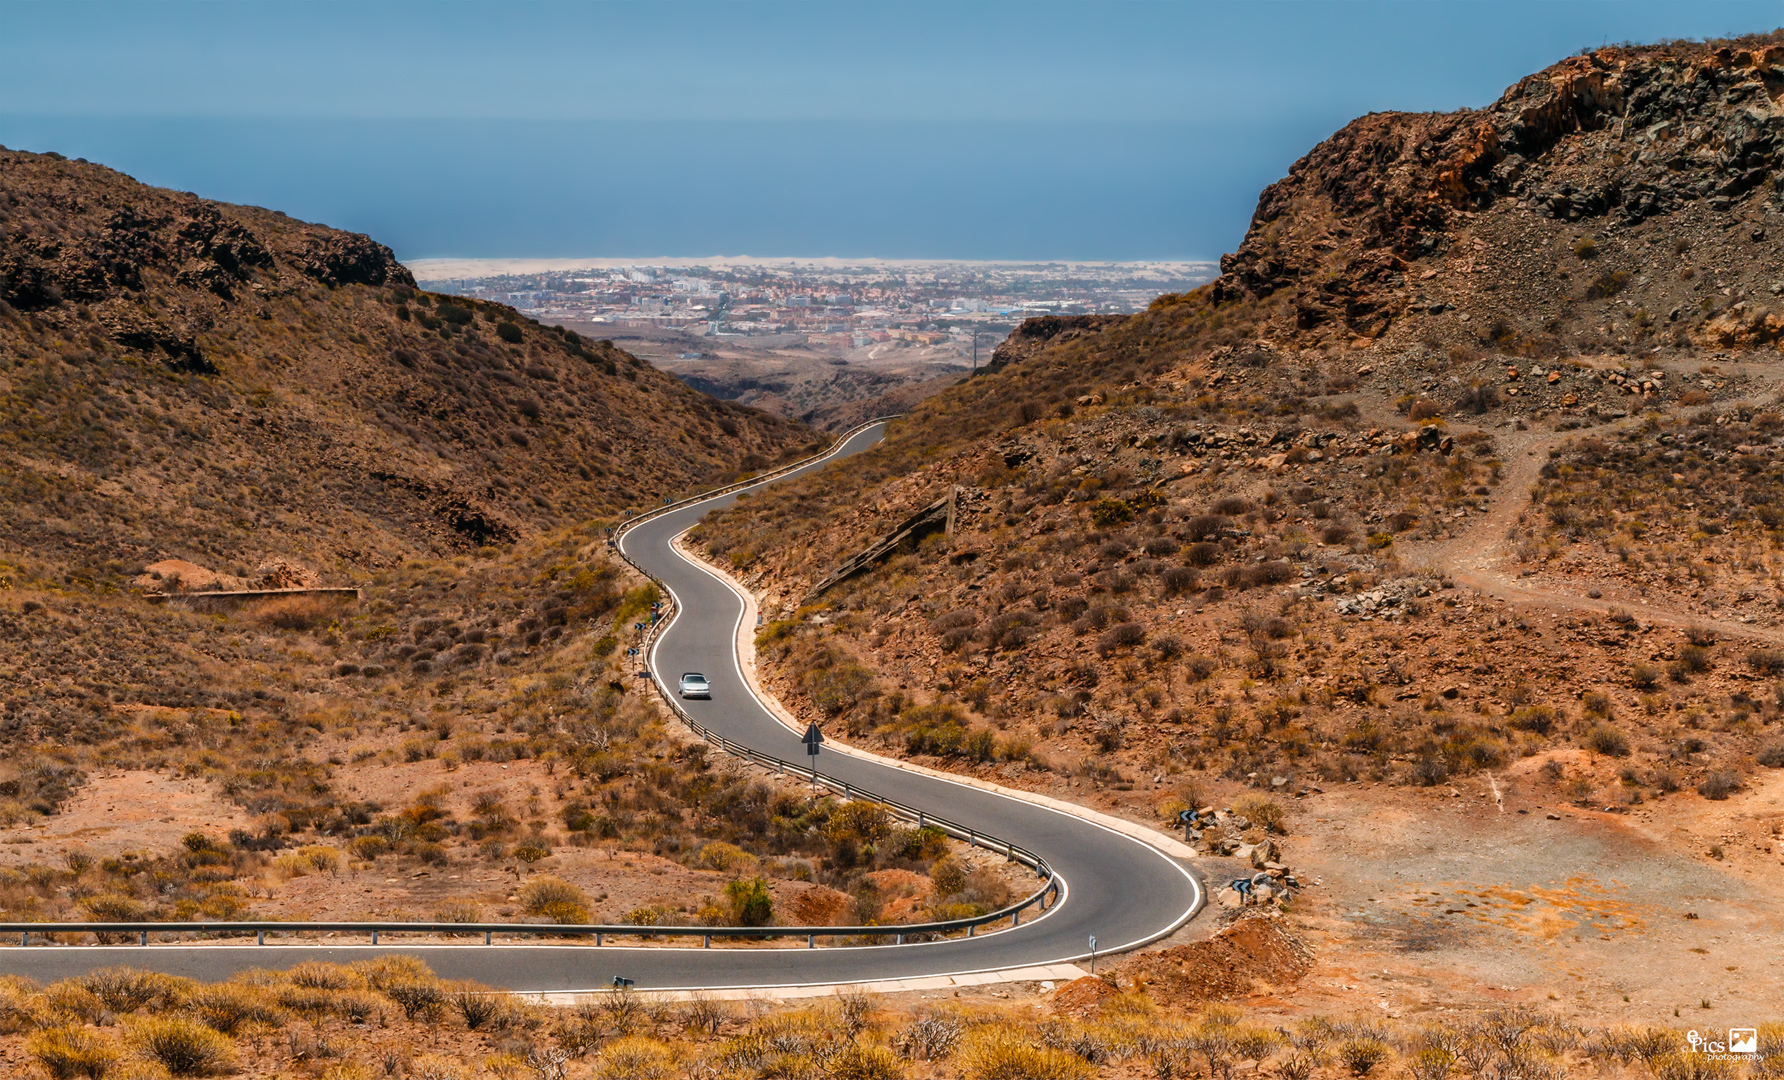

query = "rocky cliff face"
[1213,34,1784,347]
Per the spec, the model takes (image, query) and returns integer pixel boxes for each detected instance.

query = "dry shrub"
[960,1024,1092,1080]
[1185,541,1222,566]
[518,875,591,922]
[1095,622,1146,656]
[127,1015,237,1076]
[1233,795,1287,834]
[683,991,730,1036]
[930,856,968,896]
[433,900,483,924]
[409,1055,470,1080]
[382,978,446,1021]
[349,835,389,860]
[80,967,188,1013]
[0,975,47,1033]
[449,983,503,1030]
[187,981,286,1034]
[696,841,758,873]
[1697,771,1741,800]
[596,1035,676,1080]
[251,594,334,631]
[352,955,432,991]
[29,1025,120,1080]
[1509,706,1556,735]
[288,962,365,991]
[42,983,107,1025]
[1162,566,1200,595]
[1336,1036,1392,1075]
[1184,515,1228,542]
[334,991,384,1024]
[276,985,338,1019]
[826,1043,904,1080]
[275,845,343,879]
[1585,725,1631,758]
[895,1010,965,1061]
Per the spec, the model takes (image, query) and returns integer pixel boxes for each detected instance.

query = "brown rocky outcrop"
[984,314,1129,373]
[1212,34,1784,343]
[0,152,410,325]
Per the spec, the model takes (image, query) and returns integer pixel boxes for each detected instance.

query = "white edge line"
[623,424,1204,988]
[9,421,1191,1000]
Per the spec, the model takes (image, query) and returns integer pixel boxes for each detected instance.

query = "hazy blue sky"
[2,1,1777,261]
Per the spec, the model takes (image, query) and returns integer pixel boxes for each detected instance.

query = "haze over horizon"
[2,1,1778,262]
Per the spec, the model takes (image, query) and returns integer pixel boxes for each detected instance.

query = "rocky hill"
[0,147,816,585]
[689,34,1784,845]
[0,148,837,925]
[1214,35,1784,352]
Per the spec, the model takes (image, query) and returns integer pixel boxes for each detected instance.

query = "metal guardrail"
[0,871,1056,948]
[5,414,1067,951]
[607,412,1067,939]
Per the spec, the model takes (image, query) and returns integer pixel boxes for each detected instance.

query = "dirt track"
[1398,363,1784,644]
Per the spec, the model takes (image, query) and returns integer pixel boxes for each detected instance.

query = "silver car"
[679,672,711,699]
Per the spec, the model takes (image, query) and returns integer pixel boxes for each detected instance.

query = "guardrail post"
[703,934,711,948]
[917,811,924,828]
[968,830,976,848]
[895,933,903,945]
[19,933,25,946]
[371,930,379,945]
[485,931,492,945]
[1012,911,1020,927]
[1007,842,1015,862]
[968,924,975,937]
[808,934,815,948]
[257,931,265,946]
[596,933,603,946]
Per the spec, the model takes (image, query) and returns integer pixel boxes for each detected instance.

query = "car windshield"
[683,674,705,683]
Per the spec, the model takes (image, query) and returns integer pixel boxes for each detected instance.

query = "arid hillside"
[0,147,817,586]
[0,149,972,935]
[688,36,1784,1019]
[1215,34,1784,353]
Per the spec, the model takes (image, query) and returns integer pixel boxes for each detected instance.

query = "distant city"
[411,258,1218,354]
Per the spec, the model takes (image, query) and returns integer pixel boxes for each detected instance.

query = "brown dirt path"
[1396,364,1784,644]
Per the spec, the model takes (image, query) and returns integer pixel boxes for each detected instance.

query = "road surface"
[0,421,1202,993]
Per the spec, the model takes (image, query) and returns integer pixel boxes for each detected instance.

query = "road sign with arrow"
[802,722,823,783]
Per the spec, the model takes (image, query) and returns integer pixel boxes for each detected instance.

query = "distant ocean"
[0,116,1330,263]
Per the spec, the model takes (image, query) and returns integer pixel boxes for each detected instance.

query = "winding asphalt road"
[0,421,1201,993]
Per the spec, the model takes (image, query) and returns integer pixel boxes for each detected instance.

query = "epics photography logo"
[1686,1029,1758,1058]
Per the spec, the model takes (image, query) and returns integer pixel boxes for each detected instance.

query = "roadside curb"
[525,963,1093,1005]
[669,533,1203,863]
